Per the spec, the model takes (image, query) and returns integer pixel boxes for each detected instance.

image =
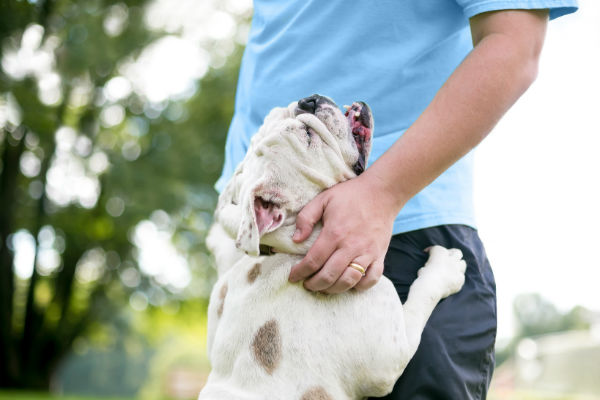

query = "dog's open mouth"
[254,196,284,235]
[345,102,372,175]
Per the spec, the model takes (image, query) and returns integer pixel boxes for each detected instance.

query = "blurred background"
[0,0,597,400]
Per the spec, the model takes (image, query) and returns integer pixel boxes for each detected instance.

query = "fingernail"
[292,229,300,240]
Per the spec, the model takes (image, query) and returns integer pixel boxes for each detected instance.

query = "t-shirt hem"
[392,214,478,235]
[461,0,578,20]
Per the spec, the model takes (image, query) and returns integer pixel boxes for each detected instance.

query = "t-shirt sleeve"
[454,0,578,20]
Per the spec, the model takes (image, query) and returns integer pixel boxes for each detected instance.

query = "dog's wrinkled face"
[218,94,373,256]
[295,94,373,176]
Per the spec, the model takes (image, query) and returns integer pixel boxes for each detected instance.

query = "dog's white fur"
[200,99,466,399]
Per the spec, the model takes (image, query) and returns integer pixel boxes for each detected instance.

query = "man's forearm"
[362,10,549,214]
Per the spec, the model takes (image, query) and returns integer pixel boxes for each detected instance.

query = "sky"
[473,0,600,339]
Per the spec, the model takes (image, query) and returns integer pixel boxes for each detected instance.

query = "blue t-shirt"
[216,0,577,235]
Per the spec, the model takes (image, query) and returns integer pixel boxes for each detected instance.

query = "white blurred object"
[474,0,600,340]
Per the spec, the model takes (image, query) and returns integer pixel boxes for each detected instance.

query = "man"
[215,1,578,398]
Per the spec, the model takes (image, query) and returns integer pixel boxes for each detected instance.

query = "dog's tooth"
[343,105,350,110]
[354,111,360,119]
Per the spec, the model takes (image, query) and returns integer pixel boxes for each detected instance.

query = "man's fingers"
[322,266,364,294]
[322,255,371,294]
[354,256,384,291]
[346,255,372,277]
[288,232,337,282]
[292,192,327,243]
[303,249,353,292]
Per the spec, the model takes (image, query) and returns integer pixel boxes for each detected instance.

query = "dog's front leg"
[401,246,466,358]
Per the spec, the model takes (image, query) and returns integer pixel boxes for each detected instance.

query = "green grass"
[0,391,134,400]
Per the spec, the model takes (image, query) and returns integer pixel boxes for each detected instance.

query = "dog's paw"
[417,245,466,299]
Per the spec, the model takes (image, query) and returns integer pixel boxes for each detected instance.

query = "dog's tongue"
[345,103,372,151]
[345,102,371,174]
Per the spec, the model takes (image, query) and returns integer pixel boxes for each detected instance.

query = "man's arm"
[289,9,549,293]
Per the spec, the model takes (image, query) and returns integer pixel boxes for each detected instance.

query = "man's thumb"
[292,195,325,242]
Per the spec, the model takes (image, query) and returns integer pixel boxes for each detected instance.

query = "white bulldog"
[201,95,466,400]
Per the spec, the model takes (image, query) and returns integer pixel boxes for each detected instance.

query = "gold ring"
[348,262,366,276]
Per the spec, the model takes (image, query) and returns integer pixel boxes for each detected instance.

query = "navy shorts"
[370,225,497,400]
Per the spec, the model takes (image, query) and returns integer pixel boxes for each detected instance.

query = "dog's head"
[217,94,373,256]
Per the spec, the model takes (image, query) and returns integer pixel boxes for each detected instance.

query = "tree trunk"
[0,127,25,386]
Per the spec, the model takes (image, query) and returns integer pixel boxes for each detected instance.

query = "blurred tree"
[495,293,592,366]
[0,0,247,390]
[513,293,590,338]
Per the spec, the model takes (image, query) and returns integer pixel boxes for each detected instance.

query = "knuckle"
[304,257,321,273]
[328,227,345,240]
[346,238,363,251]
[340,275,358,288]
[320,271,338,285]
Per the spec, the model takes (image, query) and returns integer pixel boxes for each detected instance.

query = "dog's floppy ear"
[236,186,261,255]
[236,184,285,256]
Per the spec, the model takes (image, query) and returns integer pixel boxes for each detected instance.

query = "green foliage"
[0,0,248,391]
[0,391,133,400]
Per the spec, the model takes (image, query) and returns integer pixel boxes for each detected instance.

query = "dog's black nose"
[298,95,317,114]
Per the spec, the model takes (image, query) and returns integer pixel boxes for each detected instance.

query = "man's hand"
[288,174,398,294]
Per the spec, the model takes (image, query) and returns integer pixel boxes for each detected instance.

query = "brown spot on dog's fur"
[251,319,281,374]
[217,283,227,317]
[300,386,333,400]
[247,262,261,283]
[219,283,228,300]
